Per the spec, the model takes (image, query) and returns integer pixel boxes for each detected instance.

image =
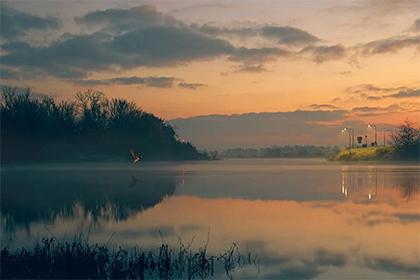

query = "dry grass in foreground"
[1,237,258,279]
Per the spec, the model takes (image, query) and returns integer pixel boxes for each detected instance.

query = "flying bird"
[130,149,142,164]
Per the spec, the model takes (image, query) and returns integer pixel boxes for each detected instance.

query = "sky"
[1,0,419,147]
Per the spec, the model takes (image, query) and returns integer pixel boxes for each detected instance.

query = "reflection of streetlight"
[368,124,377,146]
[342,127,354,149]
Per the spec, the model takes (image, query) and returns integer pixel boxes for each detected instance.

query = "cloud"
[299,45,346,63]
[364,256,419,275]
[350,104,410,116]
[3,6,304,80]
[346,84,420,100]
[346,84,406,94]
[308,104,340,110]
[366,95,382,100]
[351,104,402,113]
[197,24,259,38]
[77,76,207,90]
[75,5,182,32]
[0,6,61,40]
[229,47,291,72]
[2,4,418,84]
[230,47,291,63]
[385,89,420,98]
[234,64,267,73]
[170,110,349,149]
[261,26,320,46]
[178,82,206,90]
[313,249,347,267]
[394,213,420,222]
[325,0,420,18]
[361,35,420,55]
[409,18,420,33]
[169,3,233,16]
[1,26,234,79]
[338,71,351,75]
[110,26,235,65]
[198,24,320,46]
[76,76,179,88]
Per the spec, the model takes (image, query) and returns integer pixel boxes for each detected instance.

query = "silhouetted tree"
[391,121,420,160]
[1,87,208,162]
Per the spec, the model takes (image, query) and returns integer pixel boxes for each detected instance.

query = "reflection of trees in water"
[340,168,419,200]
[1,170,178,233]
[392,175,419,200]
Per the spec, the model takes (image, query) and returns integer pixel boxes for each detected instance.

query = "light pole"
[342,127,354,149]
[368,124,377,146]
[383,129,392,146]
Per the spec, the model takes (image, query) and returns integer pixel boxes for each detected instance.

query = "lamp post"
[342,127,354,149]
[368,124,377,146]
[383,129,392,146]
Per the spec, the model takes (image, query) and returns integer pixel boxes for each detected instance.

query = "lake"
[1,159,419,279]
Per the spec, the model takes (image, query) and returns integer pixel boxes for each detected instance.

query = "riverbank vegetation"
[334,146,394,161]
[334,121,419,161]
[0,87,208,163]
[0,237,256,279]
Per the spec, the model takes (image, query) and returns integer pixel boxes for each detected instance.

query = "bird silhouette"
[130,149,142,164]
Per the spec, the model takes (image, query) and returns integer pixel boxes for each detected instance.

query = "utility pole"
[342,128,354,149]
[383,129,392,146]
[368,124,377,146]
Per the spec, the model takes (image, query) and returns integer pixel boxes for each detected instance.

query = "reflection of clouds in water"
[314,203,420,228]
[113,224,205,240]
[241,240,348,279]
[364,256,420,275]
[179,223,205,233]
[394,213,420,222]
[117,226,175,239]
[241,239,418,279]
[264,262,321,279]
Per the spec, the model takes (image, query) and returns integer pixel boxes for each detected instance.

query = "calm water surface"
[1,159,419,279]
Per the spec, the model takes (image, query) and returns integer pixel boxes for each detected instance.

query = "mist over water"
[1,159,419,279]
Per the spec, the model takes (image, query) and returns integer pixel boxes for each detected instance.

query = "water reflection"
[1,169,179,233]
[1,160,419,279]
[340,167,419,202]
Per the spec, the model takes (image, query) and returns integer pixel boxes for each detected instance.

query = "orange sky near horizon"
[1,0,419,125]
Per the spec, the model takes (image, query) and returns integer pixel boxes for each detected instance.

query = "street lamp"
[342,127,354,149]
[368,124,377,146]
[383,129,392,146]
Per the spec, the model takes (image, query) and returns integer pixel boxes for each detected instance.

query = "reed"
[0,237,258,279]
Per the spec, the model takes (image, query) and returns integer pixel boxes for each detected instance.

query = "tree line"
[1,87,208,163]
[221,145,341,158]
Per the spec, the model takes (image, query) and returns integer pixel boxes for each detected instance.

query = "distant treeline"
[0,87,208,163]
[221,145,340,158]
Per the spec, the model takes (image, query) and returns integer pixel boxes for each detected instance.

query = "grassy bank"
[0,238,257,279]
[333,146,395,161]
